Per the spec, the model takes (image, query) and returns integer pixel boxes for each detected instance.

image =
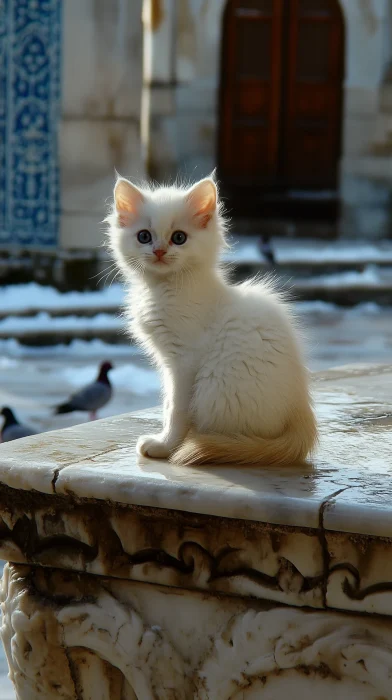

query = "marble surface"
[0,364,391,536]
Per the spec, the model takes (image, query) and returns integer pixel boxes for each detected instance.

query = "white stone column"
[141,0,177,179]
[60,0,144,252]
[339,0,392,237]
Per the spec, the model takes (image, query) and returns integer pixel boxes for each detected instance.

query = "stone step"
[4,250,392,323]
[0,325,123,346]
[1,262,391,322]
[2,275,391,346]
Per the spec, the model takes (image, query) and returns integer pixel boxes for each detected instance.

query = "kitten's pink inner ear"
[187,180,216,228]
[114,180,144,227]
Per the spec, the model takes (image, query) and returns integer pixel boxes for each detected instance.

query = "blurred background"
[0,0,392,437]
[1,1,392,693]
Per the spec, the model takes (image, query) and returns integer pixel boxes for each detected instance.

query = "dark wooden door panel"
[219,0,283,185]
[232,125,271,176]
[282,0,344,188]
[219,0,344,199]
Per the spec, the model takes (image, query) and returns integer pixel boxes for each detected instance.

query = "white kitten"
[108,176,317,465]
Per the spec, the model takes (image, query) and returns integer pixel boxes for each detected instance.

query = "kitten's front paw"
[137,434,171,460]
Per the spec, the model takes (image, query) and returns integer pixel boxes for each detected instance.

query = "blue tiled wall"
[0,0,61,248]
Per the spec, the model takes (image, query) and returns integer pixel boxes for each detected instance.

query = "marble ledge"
[0,364,391,537]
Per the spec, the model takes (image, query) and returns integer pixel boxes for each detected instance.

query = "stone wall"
[60,0,144,251]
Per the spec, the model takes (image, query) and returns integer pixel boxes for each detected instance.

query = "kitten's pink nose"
[153,249,167,261]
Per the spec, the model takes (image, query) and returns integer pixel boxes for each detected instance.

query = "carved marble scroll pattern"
[59,591,190,699]
[197,608,392,698]
[0,564,188,699]
[3,497,392,616]
[2,563,392,699]
[0,493,325,609]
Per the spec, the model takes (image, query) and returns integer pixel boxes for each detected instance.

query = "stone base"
[2,366,392,697]
[2,562,392,699]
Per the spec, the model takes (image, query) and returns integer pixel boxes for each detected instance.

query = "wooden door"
[219,0,284,186]
[219,0,344,196]
[282,0,344,189]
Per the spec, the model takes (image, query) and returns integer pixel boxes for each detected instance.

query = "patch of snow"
[299,265,388,289]
[296,301,382,315]
[112,365,160,395]
[295,301,339,314]
[0,312,124,334]
[223,241,261,264]
[223,236,392,265]
[10,282,123,310]
[0,357,19,368]
[344,302,382,316]
[0,281,124,315]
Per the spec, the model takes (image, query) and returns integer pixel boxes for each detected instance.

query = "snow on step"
[2,238,392,318]
[296,265,392,290]
[0,313,124,340]
[0,282,124,318]
[224,236,392,266]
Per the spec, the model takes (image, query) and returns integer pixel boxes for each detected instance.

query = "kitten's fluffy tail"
[170,411,317,466]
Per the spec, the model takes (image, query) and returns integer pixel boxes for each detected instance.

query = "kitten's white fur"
[108,175,317,465]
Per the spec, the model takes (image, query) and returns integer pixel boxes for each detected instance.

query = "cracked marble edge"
[0,436,359,533]
[0,391,392,534]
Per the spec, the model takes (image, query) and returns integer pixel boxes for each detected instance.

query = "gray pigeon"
[1,407,37,442]
[55,361,113,421]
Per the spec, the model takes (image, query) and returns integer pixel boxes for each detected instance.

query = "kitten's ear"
[114,178,144,227]
[186,178,217,228]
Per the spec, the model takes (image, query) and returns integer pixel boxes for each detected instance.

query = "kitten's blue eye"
[137,230,152,244]
[171,230,187,245]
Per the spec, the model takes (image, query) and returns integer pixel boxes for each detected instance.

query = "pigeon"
[259,234,276,266]
[1,407,37,442]
[55,361,113,421]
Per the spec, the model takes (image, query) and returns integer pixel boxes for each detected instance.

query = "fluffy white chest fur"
[109,176,317,466]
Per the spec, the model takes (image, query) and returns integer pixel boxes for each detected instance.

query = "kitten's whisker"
[96,262,117,275]
[102,272,117,287]
[131,258,146,279]
[94,265,118,287]
[91,262,117,286]
[108,269,122,287]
